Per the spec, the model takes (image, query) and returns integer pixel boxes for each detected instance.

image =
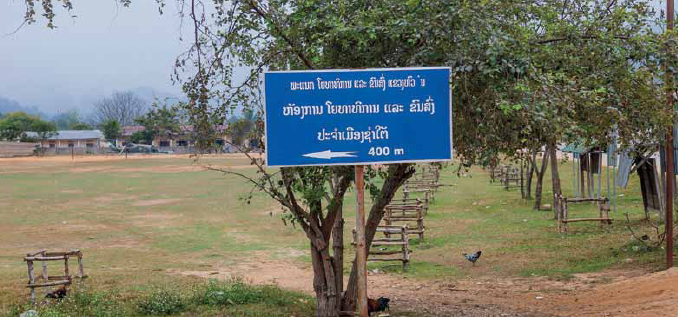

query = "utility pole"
[666,0,675,269]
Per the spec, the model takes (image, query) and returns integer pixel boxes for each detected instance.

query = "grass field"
[0,154,667,316]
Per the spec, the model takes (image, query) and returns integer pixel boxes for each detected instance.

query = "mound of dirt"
[561,267,678,317]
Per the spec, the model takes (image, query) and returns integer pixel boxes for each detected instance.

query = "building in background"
[27,130,105,150]
[118,125,232,153]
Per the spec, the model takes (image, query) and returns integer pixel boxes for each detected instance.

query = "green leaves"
[0,111,55,141]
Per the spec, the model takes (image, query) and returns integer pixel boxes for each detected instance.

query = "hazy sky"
[1,1,188,114]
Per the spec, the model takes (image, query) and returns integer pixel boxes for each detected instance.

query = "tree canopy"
[0,112,56,141]
[132,105,181,145]
[102,119,121,141]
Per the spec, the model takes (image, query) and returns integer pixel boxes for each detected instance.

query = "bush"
[2,281,314,317]
[5,287,128,317]
[136,289,185,315]
[193,278,265,306]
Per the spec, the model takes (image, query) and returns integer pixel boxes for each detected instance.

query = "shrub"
[136,289,185,315]
[193,278,266,306]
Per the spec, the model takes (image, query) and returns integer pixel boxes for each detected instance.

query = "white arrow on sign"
[303,150,357,159]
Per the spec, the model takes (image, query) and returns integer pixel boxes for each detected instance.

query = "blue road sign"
[264,67,452,167]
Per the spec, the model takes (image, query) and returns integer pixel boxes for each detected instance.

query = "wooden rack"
[387,197,427,215]
[556,195,612,234]
[502,166,521,190]
[354,225,411,269]
[383,204,425,240]
[24,249,86,303]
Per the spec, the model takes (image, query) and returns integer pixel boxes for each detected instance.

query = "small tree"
[130,130,153,144]
[102,119,121,141]
[135,105,181,145]
[227,109,258,149]
[30,120,57,141]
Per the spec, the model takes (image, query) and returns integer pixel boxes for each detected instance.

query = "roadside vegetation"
[3,278,314,317]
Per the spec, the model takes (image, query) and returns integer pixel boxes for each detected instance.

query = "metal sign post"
[264,66,452,316]
[667,0,675,270]
[354,165,368,317]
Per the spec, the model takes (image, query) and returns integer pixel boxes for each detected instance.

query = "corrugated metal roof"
[26,130,104,140]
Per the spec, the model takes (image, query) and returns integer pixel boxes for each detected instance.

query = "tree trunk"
[520,158,525,199]
[526,151,537,199]
[549,142,562,219]
[313,252,340,317]
[342,163,415,313]
[534,150,550,210]
[332,200,344,311]
[278,167,353,317]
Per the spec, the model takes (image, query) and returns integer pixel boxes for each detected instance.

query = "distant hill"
[0,96,48,119]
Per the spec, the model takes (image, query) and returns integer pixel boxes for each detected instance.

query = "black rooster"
[367,297,390,316]
[463,251,482,266]
[45,286,68,299]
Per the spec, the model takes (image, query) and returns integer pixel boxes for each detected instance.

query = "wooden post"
[40,251,48,282]
[26,258,35,304]
[64,255,69,278]
[520,158,525,199]
[402,225,410,270]
[599,200,604,229]
[556,195,561,233]
[77,252,85,278]
[563,198,569,234]
[354,166,368,317]
[417,208,425,240]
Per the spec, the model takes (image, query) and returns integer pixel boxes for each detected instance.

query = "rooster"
[463,251,482,266]
[367,297,390,316]
[45,285,68,299]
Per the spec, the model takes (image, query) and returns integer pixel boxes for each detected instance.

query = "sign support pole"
[667,0,675,270]
[355,165,369,317]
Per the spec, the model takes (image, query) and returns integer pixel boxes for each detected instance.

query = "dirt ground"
[169,255,677,317]
[0,153,258,174]
[0,153,256,162]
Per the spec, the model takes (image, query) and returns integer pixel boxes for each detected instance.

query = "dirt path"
[169,256,676,316]
[171,256,678,316]
[543,268,678,317]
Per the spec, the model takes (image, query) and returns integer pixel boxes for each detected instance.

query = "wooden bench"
[556,195,612,234]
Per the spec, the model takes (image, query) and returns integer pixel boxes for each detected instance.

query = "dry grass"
[0,154,669,316]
